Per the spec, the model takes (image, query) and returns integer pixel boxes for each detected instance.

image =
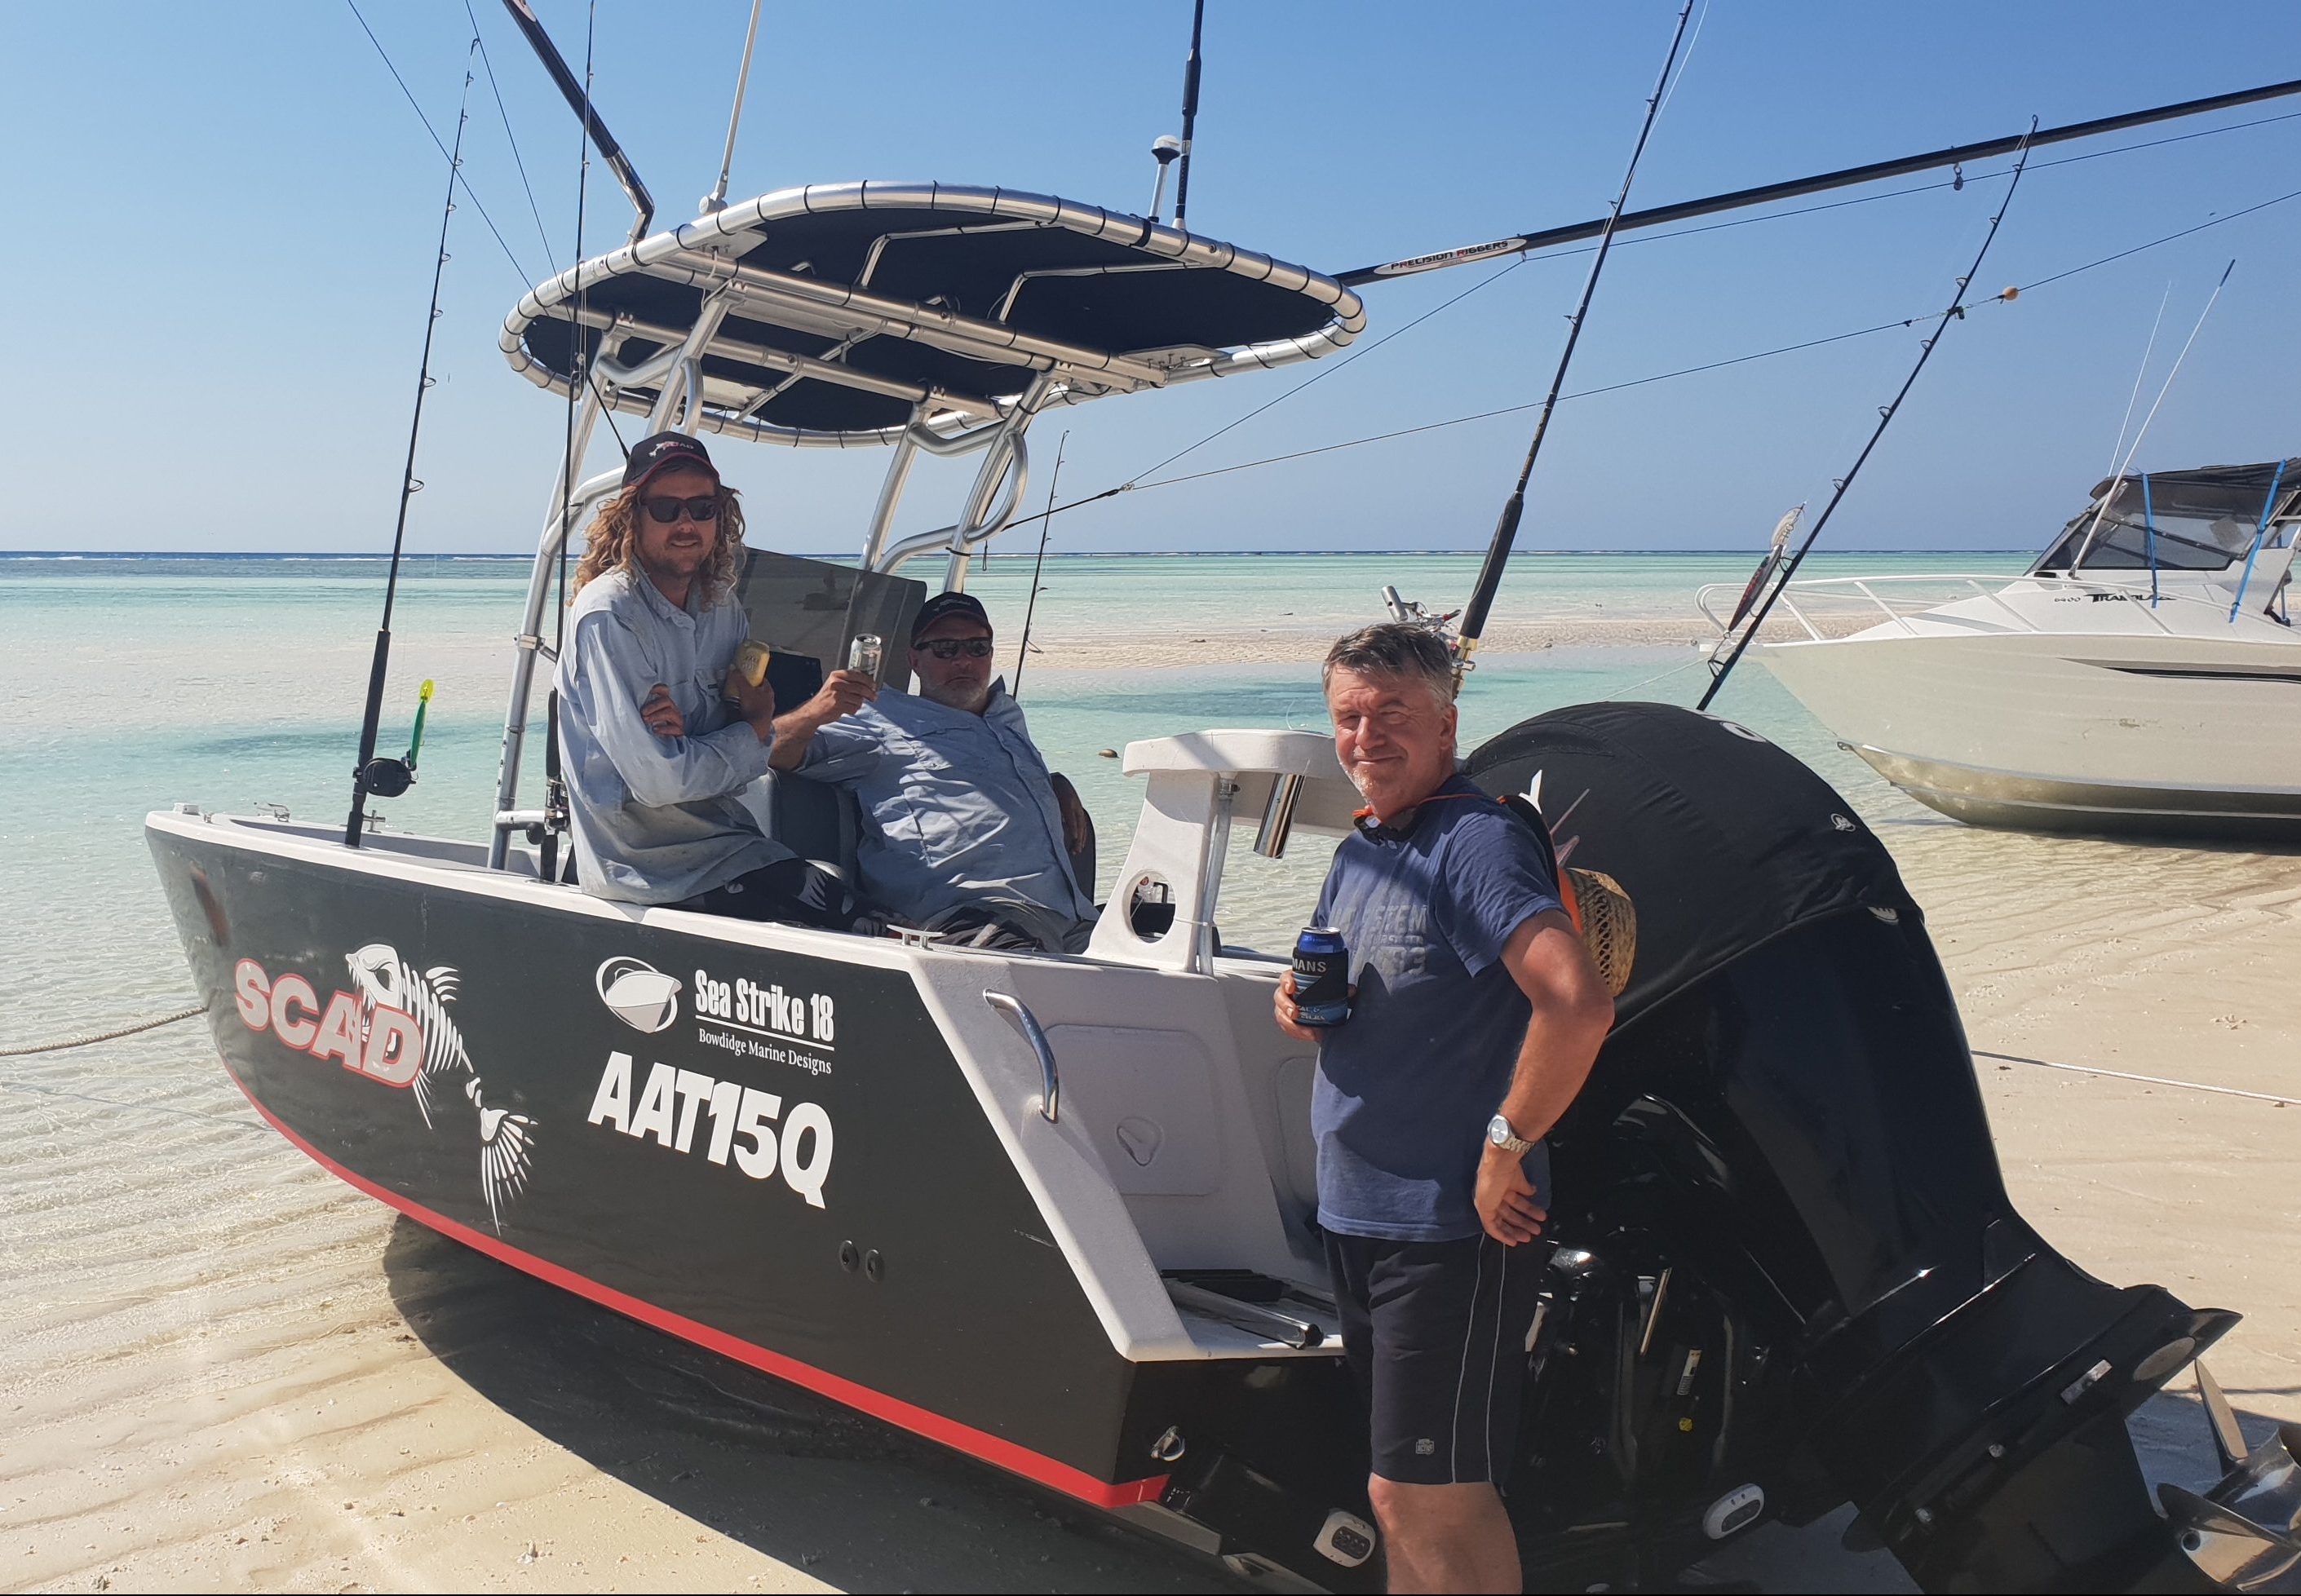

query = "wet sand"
[6,637,2297,1594]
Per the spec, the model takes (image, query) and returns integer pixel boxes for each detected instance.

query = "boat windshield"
[2030,458,2299,577]
[2034,505,2255,573]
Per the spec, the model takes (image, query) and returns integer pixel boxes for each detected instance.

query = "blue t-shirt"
[1310,775,1564,1242]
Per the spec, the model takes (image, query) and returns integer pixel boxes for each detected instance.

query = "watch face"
[1487,1114,1511,1145]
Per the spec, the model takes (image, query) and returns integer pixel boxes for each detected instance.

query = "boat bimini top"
[501,181,1365,449]
[488,183,1364,869]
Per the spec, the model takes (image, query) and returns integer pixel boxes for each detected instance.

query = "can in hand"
[848,632,883,679]
[1291,927,1352,1027]
[724,639,772,703]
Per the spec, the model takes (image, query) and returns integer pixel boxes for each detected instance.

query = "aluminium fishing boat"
[1701,460,2301,838]
[143,175,2301,1592]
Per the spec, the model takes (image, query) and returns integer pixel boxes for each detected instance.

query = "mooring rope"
[0,1006,206,1058]
[1975,1048,2292,1107]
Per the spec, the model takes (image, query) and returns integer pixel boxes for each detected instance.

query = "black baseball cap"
[623,431,719,491]
[910,590,992,640]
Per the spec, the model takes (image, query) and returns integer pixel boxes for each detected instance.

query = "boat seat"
[744,771,861,882]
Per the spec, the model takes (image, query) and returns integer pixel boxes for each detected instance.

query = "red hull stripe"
[222,1064,1169,1510]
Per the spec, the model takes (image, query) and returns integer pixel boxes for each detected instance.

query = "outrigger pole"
[345,45,478,850]
[1698,122,2042,711]
[498,0,653,245]
[1339,75,2301,288]
[1453,0,1696,690]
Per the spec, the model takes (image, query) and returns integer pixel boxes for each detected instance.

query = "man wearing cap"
[766,591,1095,953]
[553,431,867,926]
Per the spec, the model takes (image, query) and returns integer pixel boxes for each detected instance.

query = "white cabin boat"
[1701,460,2301,836]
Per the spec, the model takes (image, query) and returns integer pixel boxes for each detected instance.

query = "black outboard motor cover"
[1467,704,2236,1594]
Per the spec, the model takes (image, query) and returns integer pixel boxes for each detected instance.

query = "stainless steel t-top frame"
[485,182,1365,869]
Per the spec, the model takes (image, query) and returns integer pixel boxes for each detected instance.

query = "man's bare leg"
[1366,1476,1518,1594]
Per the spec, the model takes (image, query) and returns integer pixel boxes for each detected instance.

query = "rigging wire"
[1100,103,2301,519]
[465,0,555,262]
[343,0,536,288]
[1011,432,1069,696]
[1022,175,2301,526]
[1455,0,1701,684]
[1126,255,1532,486]
[1697,122,2045,711]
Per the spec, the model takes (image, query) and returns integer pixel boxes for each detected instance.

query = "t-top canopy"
[501,182,1365,447]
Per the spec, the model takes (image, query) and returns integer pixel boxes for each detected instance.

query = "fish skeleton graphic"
[346,943,471,1129]
[466,1077,536,1233]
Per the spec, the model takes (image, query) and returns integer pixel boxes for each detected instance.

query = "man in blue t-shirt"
[1275,623,1614,1595]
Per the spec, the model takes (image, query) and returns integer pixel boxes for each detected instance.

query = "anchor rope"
[0,1006,206,1058]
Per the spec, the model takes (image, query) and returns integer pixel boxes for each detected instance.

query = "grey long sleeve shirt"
[796,681,1092,941]
[551,568,788,904]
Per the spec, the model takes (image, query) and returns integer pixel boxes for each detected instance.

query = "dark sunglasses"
[641,494,722,524]
[918,637,994,661]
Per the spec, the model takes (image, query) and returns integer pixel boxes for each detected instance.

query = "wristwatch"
[1486,1113,1538,1155]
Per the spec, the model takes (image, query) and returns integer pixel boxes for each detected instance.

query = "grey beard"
[918,678,990,714]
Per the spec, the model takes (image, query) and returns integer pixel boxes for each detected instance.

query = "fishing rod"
[499,0,653,245]
[1172,0,1206,228]
[1339,75,2301,288]
[1454,0,1697,689]
[346,45,478,849]
[1698,122,2042,712]
[1011,432,1069,695]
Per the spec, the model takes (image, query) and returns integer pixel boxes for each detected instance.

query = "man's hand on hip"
[1475,1143,1547,1246]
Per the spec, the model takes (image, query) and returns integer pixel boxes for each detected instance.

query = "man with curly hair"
[552,431,866,927]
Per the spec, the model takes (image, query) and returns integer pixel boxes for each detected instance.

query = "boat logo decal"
[596,956,682,1033]
[231,945,538,1233]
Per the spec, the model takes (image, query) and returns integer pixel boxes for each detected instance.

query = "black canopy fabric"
[504,183,1361,443]
[1465,702,1918,1028]
[2085,458,2301,520]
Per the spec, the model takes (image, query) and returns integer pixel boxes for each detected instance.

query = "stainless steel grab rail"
[983,992,1059,1123]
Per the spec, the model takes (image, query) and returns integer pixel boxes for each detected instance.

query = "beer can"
[848,632,884,679]
[1291,927,1352,1027]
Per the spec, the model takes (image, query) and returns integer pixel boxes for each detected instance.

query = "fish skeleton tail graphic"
[470,1079,537,1233]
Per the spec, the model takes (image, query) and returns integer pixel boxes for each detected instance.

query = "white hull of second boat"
[1760,628,2301,835]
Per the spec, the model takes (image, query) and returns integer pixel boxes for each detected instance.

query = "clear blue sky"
[8,2,2300,555]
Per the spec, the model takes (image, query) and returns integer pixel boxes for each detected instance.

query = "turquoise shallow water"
[0,550,2015,1043]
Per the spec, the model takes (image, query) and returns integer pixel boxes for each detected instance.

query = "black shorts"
[1324,1230,1551,1487]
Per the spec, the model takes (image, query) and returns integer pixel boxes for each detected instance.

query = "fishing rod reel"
[356,679,435,800]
